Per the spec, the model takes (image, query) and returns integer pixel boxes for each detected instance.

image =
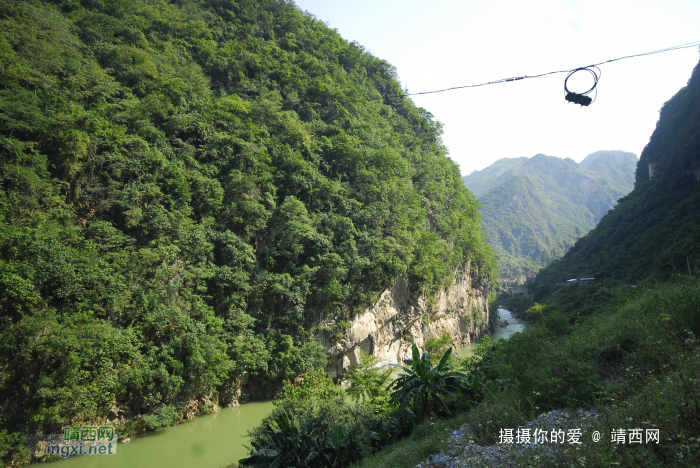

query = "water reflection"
[54,400,275,468]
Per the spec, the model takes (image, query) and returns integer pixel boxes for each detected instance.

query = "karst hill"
[462,151,637,282]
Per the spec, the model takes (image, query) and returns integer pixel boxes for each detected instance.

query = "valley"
[0,1,698,468]
[462,151,637,283]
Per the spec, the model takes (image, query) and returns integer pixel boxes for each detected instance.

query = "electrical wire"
[370,40,700,101]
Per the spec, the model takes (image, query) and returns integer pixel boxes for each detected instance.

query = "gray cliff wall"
[322,260,491,378]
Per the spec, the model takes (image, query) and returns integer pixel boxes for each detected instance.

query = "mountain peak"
[579,150,638,169]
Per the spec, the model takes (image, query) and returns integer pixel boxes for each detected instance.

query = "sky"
[293,0,700,175]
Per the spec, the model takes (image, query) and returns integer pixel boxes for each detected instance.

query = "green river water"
[52,308,522,468]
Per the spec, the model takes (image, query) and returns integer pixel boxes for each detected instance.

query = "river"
[456,307,524,359]
[53,308,523,468]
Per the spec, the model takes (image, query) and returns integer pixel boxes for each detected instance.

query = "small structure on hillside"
[507,286,528,296]
[558,277,596,286]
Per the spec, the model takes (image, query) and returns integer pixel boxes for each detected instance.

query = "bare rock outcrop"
[322,260,491,378]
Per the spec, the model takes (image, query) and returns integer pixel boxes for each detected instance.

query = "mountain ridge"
[463,152,637,281]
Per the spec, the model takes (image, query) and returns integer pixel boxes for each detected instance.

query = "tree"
[344,351,392,403]
[387,344,467,422]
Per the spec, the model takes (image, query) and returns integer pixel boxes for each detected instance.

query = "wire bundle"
[564,66,601,106]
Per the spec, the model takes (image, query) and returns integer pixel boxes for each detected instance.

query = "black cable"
[368,40,700,101]
[564,66,600,106]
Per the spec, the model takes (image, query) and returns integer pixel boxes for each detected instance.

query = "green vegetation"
[424,331,454,356]
[277,57,700,468]
[361,278,700,467]
[344,352,392,404]
[241,409,364,468]
[353,413,470,468]
[242,367,387,468]
[462,152,636,282]
[0,0,496,464]
[242,345,480,468]
[388,344,468,422]
[537,61,700,285]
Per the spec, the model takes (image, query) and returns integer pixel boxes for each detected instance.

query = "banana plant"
[240,408,365,468]
[387,343,468,422]
[322,425,362,467]
[239,408,326,468]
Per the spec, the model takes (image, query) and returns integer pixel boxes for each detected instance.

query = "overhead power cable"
[371,40,700,103]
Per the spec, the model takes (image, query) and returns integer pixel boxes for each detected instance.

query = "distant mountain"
[581,150,637,192]
[536,59,700,284]
[579,150,637,169]
[463,152,637,282]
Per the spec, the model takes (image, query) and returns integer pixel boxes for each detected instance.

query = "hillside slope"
[463,153,636,281]
[537,58,700,284]
[0,0,495,456]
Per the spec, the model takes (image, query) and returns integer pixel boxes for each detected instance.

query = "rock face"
[322,260,491,378]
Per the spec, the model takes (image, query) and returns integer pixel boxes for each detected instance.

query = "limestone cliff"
[322,260,491,378]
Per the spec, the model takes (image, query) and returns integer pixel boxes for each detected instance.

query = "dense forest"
[462,151,636,282]
[536,58,700,285]
[0,0,495,462]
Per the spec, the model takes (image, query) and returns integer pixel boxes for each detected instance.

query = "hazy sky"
[293,0,700,175]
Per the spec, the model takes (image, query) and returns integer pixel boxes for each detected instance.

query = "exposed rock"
[322,260,491,378]
[417,409,600,467]
[184,399,198,420]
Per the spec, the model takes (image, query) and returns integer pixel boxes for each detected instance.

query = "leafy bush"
[424,331,454,356]
[141,406,179,432]
[240,409,365,468]
[249,370,383,448]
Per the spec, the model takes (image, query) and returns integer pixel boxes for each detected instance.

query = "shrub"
[141,406,179,432]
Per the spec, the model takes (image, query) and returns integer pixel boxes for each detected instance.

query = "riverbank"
[416,409,601,468]
[48,309,521,468]
[356,278,700,468]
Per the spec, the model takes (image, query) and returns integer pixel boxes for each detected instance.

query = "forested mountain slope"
[462,153,636,281]
[537,58,700,284]
[581,150,637,193]
[0,0,494,457]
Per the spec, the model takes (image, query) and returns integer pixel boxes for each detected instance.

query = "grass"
[355,278,700,467]
[352,413,471,468]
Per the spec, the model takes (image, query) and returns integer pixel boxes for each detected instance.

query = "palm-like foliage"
[240,408,363,468]
[240,408,325,468]
[387,344,467,422]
